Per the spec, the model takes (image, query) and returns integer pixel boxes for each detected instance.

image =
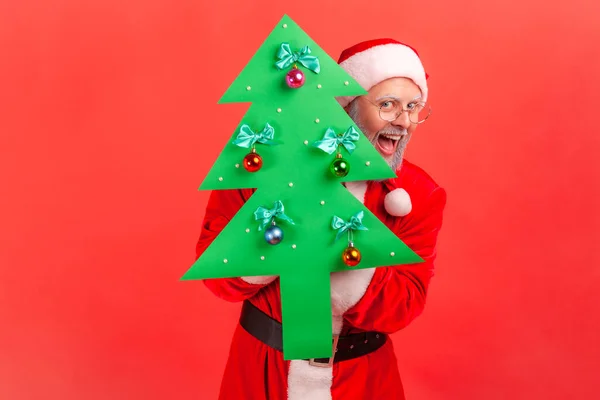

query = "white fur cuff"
[240,275,277,285]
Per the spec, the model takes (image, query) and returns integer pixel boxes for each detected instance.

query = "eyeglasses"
[363,97,432,124]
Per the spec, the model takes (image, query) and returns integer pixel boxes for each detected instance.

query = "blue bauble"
[264,225,283,245]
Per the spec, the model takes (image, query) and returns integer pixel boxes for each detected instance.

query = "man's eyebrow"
[374,94,402,101]
[374,94,422,102]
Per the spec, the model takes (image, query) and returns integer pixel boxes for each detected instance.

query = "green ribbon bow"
[313,126,360,154]
[275,43,321,74]
[331,211,368,241]
[254,201,295,231]
[232,123,276,149]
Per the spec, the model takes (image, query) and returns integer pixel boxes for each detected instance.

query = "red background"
[1,0,599,399]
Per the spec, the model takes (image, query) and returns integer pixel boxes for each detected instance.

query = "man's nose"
[391,111,411,130]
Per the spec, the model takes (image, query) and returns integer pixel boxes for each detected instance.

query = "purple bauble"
[264,225,283,245]
[285,68,305,89]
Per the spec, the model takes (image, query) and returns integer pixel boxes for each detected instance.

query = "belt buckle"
[308,334,340,368]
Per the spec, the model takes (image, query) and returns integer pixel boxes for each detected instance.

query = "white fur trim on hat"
[384,188,412,217]
[338,43,428,108]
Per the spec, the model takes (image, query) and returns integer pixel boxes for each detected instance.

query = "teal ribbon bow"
[313,126,360,154]
[332,211,368,241]
[275,43,321,74]
[232,123,276,148]
[254,201,295,231]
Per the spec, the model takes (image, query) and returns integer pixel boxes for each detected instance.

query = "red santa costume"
[197,39,447,400]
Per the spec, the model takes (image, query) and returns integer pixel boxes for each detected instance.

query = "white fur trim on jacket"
[345,181,368,204]
[287,315,342,400]
[332,181,374,315]
[330,268,376,317]
[337,43,428,108]
[287,181,376,400]
[287,271,375,400]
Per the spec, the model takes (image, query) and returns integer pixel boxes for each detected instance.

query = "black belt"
[240,300,387,367]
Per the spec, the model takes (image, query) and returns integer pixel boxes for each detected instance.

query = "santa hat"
[337,38,429,108]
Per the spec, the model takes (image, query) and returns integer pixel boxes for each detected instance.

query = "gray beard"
[347,99,410,172]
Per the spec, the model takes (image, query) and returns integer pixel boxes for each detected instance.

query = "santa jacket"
[196,159,447,400]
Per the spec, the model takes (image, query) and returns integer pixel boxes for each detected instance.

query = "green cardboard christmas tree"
[183,15,423,360]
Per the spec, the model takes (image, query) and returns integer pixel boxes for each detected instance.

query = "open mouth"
[375,133,404,157]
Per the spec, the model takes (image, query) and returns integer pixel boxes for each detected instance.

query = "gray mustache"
[377,127,408,136]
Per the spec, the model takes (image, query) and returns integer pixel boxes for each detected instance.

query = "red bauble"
[342,245,361,267]
[285,68,305,88]
[243,152,263,172]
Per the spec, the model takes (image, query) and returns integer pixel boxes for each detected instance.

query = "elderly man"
[197,39,447,400]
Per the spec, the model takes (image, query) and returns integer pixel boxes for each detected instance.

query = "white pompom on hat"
[384,188,412,217]
[337,38,429,108]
